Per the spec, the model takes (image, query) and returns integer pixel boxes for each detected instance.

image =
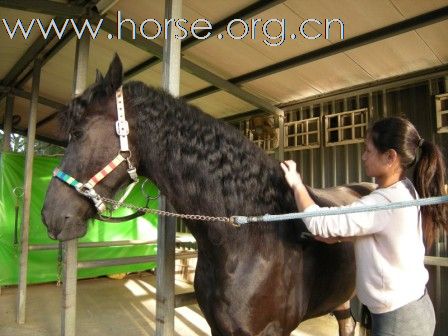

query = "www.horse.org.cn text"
[1,11,345,47]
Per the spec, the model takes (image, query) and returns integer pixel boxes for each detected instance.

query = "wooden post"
[2,94,14,152]
[61,32,90,336]
[61,240,78,336]
[156,1,182,335]
[17,57,41,324]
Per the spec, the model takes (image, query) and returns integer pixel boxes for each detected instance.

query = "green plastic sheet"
[0,152,158,286]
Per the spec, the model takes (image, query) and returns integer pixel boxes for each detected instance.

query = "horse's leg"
[333,301,356,336]
[193,252,223,336]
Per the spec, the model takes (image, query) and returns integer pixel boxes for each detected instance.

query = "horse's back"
[307,182,377,207]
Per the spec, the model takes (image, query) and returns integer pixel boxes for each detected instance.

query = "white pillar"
[16,57,42,324]
[156,1,182,335]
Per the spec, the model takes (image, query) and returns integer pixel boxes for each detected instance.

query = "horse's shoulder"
[307,182,377,207]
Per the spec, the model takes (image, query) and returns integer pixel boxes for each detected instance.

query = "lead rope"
[12,187,24,250]
[99,194,448,227]
[100,196,233,225]
[56,241,63,287]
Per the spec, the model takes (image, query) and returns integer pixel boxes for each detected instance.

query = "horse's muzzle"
[41,208,87,241]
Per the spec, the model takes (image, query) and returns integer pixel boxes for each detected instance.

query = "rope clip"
[76,184,106,213]
[229,216,242,227]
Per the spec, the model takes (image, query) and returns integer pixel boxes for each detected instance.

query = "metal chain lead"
[101,196,236,225]
[56,241,63,287]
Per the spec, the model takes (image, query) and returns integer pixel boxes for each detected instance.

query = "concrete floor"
[0,273,354,336]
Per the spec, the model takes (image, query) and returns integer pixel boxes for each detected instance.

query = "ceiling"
[1,0,448,144]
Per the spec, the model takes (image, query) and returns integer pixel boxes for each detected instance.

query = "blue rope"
[232,195,448,225]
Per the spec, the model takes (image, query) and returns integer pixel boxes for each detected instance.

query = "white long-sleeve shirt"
[303,178,428,314]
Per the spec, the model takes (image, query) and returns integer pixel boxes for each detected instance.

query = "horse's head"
[42,55,139,241]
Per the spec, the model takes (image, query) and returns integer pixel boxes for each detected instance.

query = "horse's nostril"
[64,214,75,223]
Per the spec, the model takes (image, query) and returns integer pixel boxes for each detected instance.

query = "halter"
[53,86,138,213]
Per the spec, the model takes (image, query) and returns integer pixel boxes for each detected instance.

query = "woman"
[281,116,448,336]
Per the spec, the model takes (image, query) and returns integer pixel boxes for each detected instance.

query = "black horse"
[42,55,375,335]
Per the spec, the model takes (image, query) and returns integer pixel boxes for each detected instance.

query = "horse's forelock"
[58,81,111,134]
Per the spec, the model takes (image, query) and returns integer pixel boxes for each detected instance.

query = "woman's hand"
[314,236,351,244]
[280,160,304,190]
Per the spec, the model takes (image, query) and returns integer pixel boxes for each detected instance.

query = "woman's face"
[361,135,390,179]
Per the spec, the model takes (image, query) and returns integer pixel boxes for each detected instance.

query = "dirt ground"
[0,272,358,336]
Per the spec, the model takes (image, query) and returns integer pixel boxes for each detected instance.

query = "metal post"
[156,1,182,335]
[343,98,349,184]
[61,240,77,336]
[299,107,304,175]
[276,112,285,162]
[428,80,442,324]
[17,57,41,324]
[332,101,337,186]
[320,103,325,188]
[369,91,375,183]
[2,94,14,152]
[161,0,181,95]
[61,32,90,336]
[382,89,388,118]
[309,107,314,187]
[72,35,90,97]
[356,95,362,182]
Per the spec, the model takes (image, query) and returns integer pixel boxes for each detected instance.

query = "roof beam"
[0,0,93,89]
[15,31,76,88]
[0,17,70,88]
[183,5,448,101]
[13,2,115,88]
[12,87,65,109]
[0,122,66,146]
[223,63,448,122]
[96,14,283,114]
[124,0,286,79]
[180,58,283,114]
[37,4,285,130]
[95,0,119,14]
[0,0,85,17]
[0,86,64,109]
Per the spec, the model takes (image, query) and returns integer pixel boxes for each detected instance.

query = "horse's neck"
[134,115,215,213]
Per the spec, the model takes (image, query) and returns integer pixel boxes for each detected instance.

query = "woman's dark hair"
[369,116,448,248]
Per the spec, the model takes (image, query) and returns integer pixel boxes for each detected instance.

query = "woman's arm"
[280,160,315,211]
[281,160,342,243]
[281,160,384,239]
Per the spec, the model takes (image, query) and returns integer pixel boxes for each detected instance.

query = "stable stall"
[1,1,448,335]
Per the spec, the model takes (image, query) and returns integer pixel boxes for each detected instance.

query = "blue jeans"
[370,291,435,336]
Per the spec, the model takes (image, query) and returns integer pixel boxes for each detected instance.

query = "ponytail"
[413,140,448,248]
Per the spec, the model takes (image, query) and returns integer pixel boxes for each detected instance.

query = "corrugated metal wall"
[282,81,447,190]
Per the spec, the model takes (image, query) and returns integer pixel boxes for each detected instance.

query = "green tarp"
[0,152,158,286]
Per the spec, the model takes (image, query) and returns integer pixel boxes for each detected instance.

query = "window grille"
[284,117,320,151]
[435,93,448,133]
[324,108,368,146]
[252,138,277,153]
[242,116,278,153]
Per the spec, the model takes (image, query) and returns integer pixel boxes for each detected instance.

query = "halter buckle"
[76,184,106,213]
[115,120,129,136]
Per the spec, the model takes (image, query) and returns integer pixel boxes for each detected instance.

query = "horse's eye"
[70,130,83,141]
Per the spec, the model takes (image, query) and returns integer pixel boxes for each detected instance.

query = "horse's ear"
[95,69,104,83]
[103,54,123,94]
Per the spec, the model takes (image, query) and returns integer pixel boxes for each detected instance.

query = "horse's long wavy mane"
[122,81,298,223]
